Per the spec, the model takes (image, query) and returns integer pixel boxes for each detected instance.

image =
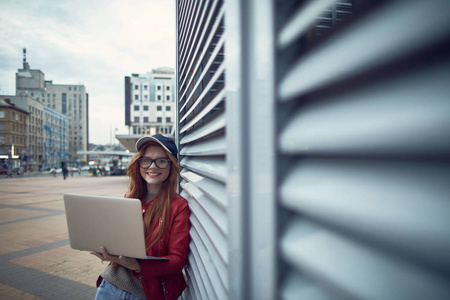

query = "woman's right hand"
[90,246,141,272]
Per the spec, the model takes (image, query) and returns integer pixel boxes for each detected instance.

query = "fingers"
[90,246,116,263]
[90,247,139,271]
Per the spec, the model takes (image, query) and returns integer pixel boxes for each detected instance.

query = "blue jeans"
[95,279,146,300]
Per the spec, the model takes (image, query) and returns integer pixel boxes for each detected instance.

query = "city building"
[0,98,29,171]
[43,107,69,169]
[125,67,176,136]
[0,95,69,170]
[15,49,89,163]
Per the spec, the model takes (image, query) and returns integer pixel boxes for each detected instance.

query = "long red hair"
[126,142,180,251]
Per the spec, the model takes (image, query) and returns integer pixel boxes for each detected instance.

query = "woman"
[91,134,190,300]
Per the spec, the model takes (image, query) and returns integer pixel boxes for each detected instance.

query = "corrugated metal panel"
[276,1,450,300]
[177,0,227,299]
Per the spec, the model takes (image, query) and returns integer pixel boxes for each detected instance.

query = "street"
[0,175,129,299]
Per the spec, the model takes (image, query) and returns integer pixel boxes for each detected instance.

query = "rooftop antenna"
[22,48,30,69]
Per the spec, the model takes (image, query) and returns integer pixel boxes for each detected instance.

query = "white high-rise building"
[125,67,176,137]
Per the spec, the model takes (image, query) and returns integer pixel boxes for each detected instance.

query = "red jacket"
[97,194,190,300]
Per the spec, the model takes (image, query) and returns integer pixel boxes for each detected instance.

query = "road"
[0,175,129,299]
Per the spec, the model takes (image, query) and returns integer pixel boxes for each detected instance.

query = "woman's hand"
[90,246,141,272]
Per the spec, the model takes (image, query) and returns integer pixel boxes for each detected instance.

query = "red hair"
[126,142,180,251]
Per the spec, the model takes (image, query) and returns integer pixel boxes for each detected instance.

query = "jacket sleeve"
[134,198,190,279]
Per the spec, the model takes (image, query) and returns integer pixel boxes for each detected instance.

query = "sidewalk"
[0,175,129,299]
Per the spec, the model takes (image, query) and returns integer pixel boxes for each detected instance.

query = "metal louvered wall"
[177,0,450,299]
[276,0,450,299]
[176,1,228,299]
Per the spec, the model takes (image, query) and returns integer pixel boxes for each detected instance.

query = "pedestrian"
[90,134,190,300]
[63,166,69,180]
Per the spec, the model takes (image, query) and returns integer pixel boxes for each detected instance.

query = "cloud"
[0,0,176,144]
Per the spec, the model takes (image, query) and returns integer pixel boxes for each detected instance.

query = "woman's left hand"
[90,246,141,272]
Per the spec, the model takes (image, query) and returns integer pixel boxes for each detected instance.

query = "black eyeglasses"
[138,157,171,169]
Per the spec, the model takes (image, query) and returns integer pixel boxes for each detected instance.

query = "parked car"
[109,167,127,176]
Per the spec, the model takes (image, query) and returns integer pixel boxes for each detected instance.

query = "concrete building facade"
[0,95,69,170]
[0,99,29,171]
[125,67,176,137]
[15,50,89,162]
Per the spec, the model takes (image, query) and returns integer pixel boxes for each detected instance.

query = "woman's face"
[139,144,171,193]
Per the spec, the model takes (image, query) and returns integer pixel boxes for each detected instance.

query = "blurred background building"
[0,48,89,170]
[0,98,28,172]
[117,67,176,151]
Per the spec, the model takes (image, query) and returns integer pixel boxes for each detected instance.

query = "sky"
[0,0,176,145]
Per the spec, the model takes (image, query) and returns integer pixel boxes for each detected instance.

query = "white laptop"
[63,193,167,260]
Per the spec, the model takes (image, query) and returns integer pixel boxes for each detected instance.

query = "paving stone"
[0,175,128,299]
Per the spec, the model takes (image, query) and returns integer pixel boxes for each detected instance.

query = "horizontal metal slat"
[280,159,450,270]
[278,0,450,100]
[181,179,228,235]
[280,61,450,156]
[178,0,190,42]
[180,113,225,144]
[185,197,229,287]
[188,227,227,299]
[180,134,226,156]
[181,169,227,209]
[179,1,212,77]
[179,1,202,66]
[281,271,350,300]
[280,218,450,300]
[278,0,336,48]
[179,60,225,117]
[183,190,229,264]
[180,90,225,134]
[178,1,196,62]
[179,2,223,94]
[180,156,226,183]
[186,246,211,298]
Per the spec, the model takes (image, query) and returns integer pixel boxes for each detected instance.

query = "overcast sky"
[0,0,176,145]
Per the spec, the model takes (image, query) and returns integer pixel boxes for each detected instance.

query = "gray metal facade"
[176,0,450,299]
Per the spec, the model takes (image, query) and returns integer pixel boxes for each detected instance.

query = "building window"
[157,85,161,91]
[157,106,162,111]
[157,117,162,122]
[166,95,170,101]
[134,117,139,122]
[135,85,139,90]
[134,105,139,111]
[144,117,149,122]
[143,106,149,111]
[0,124,4,130]
[135,95,139,100]
[166,117,171,122]
[0,111,5,118]
[144,95,148,100]
[144,85,148,90]
[166,86,170,91]
[157,95,161,101]
[166,106,171,111]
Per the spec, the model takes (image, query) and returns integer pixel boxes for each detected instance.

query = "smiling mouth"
[146,172,161,177]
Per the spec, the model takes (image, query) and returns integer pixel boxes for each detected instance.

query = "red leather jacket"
[97,194,190,300]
